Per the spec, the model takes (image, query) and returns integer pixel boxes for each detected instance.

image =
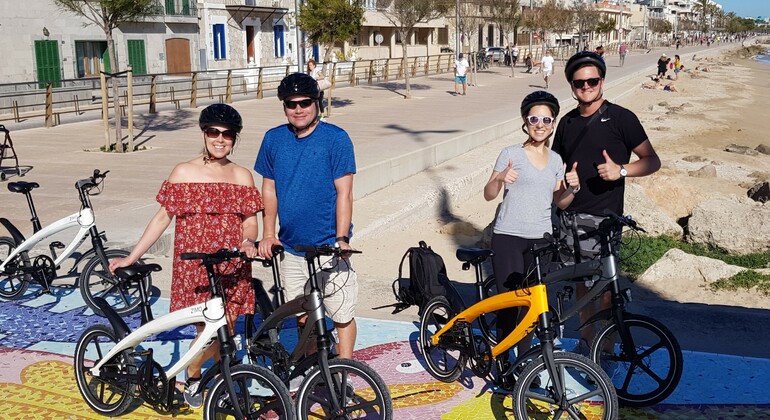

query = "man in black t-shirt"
[552,51,661,354]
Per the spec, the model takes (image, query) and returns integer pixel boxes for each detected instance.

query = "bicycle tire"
[419,296,466,383]
[478,274,498,346]
[79,249,151,316]
[74,324,137,417]
[0,236,31,299]
[513,351,619,420]
[204,364,296,420]
[296,358,392,420]
[590,314,683,407]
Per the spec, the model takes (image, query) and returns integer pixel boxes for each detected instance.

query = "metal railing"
[0,53,454,127]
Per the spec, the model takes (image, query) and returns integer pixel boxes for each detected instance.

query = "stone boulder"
[637,248,743,290]
[687,195,770,254]
[688,164,717,178]
[624,183,683,237]
[747,182,770,203]
[724,143,759,156]
[756,143,770,155]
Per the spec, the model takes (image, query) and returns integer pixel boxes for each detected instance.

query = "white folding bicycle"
[74,249,295,418]
[0,169,150,315]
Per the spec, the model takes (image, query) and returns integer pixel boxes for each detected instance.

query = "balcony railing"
[155,0,197,17]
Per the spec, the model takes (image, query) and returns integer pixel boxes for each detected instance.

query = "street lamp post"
[528,0,533,55]
[456,0,460,55]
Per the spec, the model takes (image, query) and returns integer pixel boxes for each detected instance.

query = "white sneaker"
[184,377,203,409]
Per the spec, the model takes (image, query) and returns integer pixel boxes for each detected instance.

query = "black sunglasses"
[284,99,315,109]
[571,77,602,89]
[203,127,237,141]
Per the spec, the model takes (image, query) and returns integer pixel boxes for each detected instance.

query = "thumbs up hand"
[597,150,622,181]
[499,159,519,184]
[565,162,580,190]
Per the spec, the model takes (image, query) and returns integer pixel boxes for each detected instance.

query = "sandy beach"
[346,43,770,357]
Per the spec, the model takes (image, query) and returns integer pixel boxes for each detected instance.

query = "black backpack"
[380,241,454,315]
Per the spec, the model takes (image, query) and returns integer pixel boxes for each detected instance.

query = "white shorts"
[543,69,553,77]
[281,251,358,324]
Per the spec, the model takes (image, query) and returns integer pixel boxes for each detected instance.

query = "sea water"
[754,49,770,66]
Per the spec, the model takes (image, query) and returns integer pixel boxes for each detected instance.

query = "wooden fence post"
[44,83,53,128]
[257,67,264,99]
[226,70,232,103]
[368,60,374,85]
[149,75,157,113]
[349,61,357,86]
[190,72,198,108]
[100,71,109,150]
[384,59,390,82]
[127,65,134,152]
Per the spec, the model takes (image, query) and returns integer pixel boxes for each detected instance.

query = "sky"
[716,0,769,19]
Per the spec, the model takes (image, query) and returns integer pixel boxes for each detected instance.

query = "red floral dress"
[156,181,263,318]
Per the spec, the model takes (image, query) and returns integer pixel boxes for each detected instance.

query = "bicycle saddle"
[7,181,39,193]
[114,264,162,280]
[455,248,494,264]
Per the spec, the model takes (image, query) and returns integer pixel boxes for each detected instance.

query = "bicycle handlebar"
[181,243,285,267]
[75,169,110,192]
[294,244,362,259]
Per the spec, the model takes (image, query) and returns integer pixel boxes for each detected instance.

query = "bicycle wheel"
[204,364,295,420]
[419,296,466,383]
[513,351,618,420]
[79,249,151,316]
[0,236,30,299]
[478,274,498,345]
[590,314,683,407]
[74,324,137,417]
[296,358,392,420]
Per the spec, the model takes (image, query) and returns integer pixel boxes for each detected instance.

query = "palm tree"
[692,0,715,33]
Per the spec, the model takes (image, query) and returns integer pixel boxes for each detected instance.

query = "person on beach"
[673,54,684,80]
[642,78,679,92]
[109,103,262,408]
[454,53,470,95]
[541,50,555,89]
[657,53,671,79]
[553,51,661,356]
[618,43,628,67]
[484,90,580,389]
[255,72,358,359]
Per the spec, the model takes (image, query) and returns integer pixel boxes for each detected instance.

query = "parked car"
[485,47,506,62]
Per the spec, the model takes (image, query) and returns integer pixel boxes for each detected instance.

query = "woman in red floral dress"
[109,103,263,408]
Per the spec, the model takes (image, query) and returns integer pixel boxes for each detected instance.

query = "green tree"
[487,0,521,76]
[297,0,365,63]
[572,2,599,50]
[53,0,158,152]
[594,16,616,45]
[376,0,451,99]
[692,0,716,33]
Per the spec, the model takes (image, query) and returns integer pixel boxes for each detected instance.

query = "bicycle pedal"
[34,288,51,297]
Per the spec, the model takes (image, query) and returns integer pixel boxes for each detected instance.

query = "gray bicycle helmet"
[564,51,607,81]
[198,103,243,132]
[521,90,560,118]
[277,72,320,101]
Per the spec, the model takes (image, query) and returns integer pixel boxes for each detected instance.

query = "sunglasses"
[571,77,602,89]
[203,127,237,141]
[526,115,555,126]
[283,99,315,109]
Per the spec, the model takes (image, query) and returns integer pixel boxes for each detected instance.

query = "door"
[34,40,61,88]
[246,26,256,64]
[127,40,147,75]
[165,38,191,75]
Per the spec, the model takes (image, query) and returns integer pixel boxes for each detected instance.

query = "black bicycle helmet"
[521,90,560,118]
[198,103,243,132]
[277,72,320,101]
[564,51,607,81]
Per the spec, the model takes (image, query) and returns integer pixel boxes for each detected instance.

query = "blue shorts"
[455,75,467,84]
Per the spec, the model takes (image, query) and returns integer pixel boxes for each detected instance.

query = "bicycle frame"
[90,296,227,381]
[0,208,95,271]
[431,284,549,359]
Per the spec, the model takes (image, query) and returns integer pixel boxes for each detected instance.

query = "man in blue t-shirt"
[255,72,358,358]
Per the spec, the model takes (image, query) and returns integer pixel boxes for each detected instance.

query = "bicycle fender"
[0,218,25,245]
[198,362,221,392]
[576,308,614,331]
[93,297,131,339]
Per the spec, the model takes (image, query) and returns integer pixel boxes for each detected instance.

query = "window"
[362,0,376,9]
[273,24,285,57]
[213,23,227,60]
[438,27,449,44]
[75,41,109,77]
[34,40,61,88]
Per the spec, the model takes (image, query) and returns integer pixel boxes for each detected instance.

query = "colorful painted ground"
[1,286,769,419]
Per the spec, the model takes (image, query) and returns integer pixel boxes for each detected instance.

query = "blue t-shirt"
[254,121,356,255]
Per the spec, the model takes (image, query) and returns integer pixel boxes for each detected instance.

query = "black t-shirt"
[552,101,648,216]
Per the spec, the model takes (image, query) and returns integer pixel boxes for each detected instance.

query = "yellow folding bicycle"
[419,242,619,419]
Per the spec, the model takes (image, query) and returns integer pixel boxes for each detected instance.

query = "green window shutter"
[182,0,189,15]
[127,40,147,75]
[166,0,175,14]
[102,46,111,74]
[34,40,61,88]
